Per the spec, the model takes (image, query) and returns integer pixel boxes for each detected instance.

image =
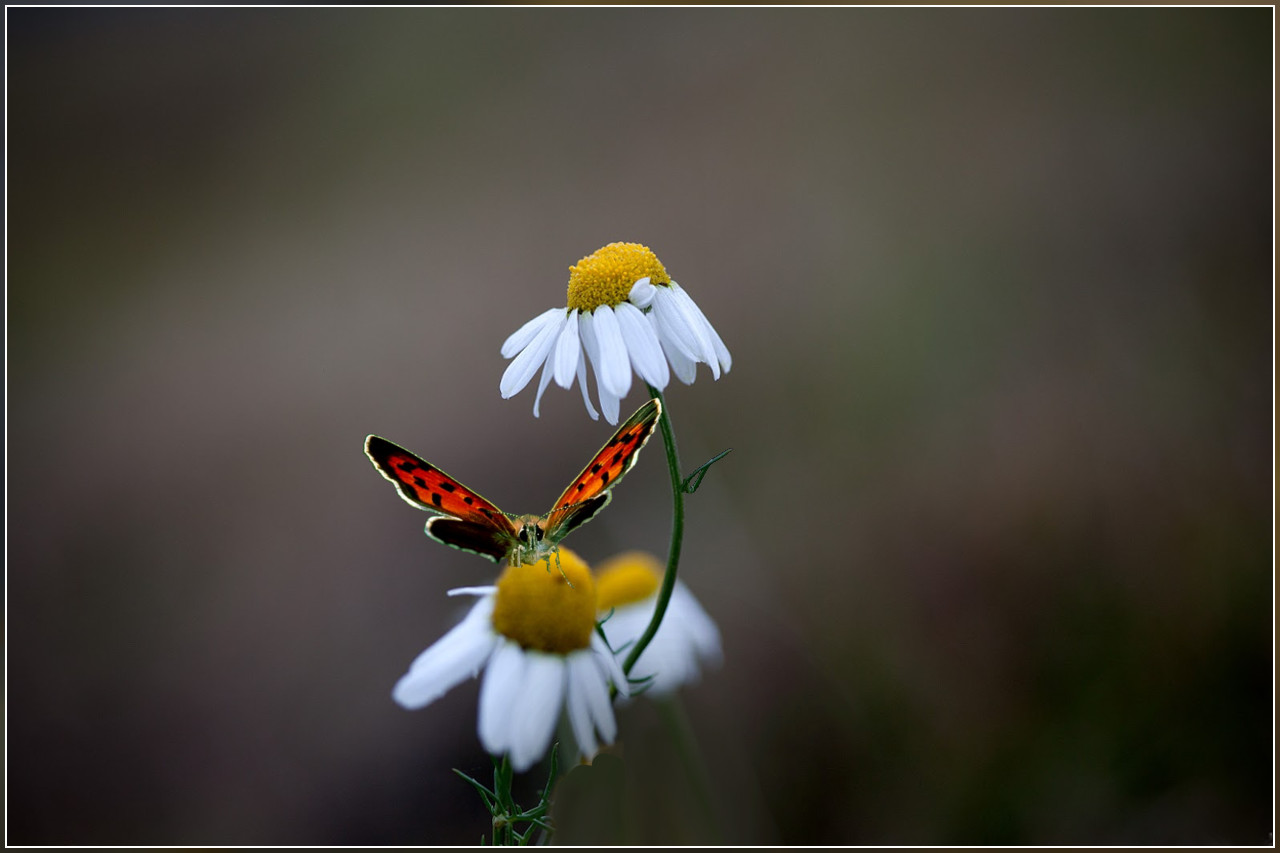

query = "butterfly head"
[511,514,555,566]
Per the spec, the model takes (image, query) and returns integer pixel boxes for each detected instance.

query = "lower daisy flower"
[595,551,723,696]
[500,242,732,424]
[392,548,628,772]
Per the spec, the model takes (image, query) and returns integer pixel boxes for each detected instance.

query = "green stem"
[623,385,683,676]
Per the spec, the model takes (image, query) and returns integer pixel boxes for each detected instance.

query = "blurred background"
[6,7,1272,845]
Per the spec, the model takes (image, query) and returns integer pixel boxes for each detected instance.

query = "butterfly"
[365,397,662,568]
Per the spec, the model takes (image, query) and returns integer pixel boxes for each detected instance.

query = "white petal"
[597,382,620,426]
[651,286,703,363]
[667,283,719,379]
[532,356,555,418]
[676,584,724,665]
[447,585,498,597]
[478,640,525,755]
[663,586,716,656]
[575,353,600,421]
[611,584,722,697]
[599,605,653,669]
[580,648,620,749]
[553,309,581,389]
[672,283,731,374]
[658,328,699,385]
[628,277,656,309]
[626,624,686,696]
[500,307,565,359]
[579,311,621,425]
[597,600,651,650]
[589,306,632,399]
[581,653,619,745]
[401,596,496,677]
[393,598,498,709]
[509,653,566,772]
[615,302,669,390]
[500,312,565,398]
[564,652,600,759]
[632,650,677,696]
[649,592,715,693]
[592,632,629,700]
[706,322,731,374]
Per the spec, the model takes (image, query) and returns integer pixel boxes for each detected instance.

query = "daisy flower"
[500,242,732,424]
[392,548,628,772]
[595,551,722,696]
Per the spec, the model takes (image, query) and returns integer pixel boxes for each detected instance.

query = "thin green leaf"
[682,448,732,494]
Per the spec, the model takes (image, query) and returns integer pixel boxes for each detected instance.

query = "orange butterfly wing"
[542,397,662,542]
[365,435,519,562]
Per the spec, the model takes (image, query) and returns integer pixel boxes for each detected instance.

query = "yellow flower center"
[491,547,598,654]
[566,242,671,312]
[595,551,663,611]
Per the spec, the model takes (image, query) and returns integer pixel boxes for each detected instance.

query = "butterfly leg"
[542,545,575,588]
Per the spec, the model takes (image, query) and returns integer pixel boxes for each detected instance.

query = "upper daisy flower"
[500,242,732,424]
[392,548,628,772]
[595,551,722,696]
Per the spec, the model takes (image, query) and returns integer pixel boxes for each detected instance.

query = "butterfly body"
[366,398,662,567]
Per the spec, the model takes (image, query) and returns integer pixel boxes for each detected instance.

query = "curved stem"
[624,385,683,676]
